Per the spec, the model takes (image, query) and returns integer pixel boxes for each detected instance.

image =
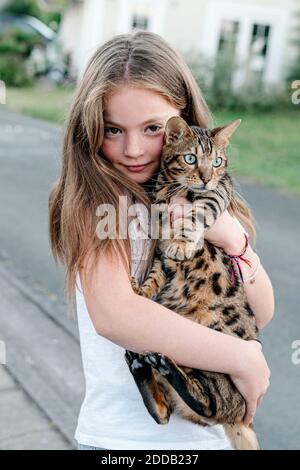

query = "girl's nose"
[124,135,144,159]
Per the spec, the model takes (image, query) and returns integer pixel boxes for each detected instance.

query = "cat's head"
[161,116,241,192]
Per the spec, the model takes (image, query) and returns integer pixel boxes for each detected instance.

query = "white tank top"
[74,220,232,450]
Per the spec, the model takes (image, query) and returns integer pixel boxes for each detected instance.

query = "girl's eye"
[212,157,223,168]
[104,127,120,135]
[104,125,161,135]
[184,154,197,165]
[147,125,161,133]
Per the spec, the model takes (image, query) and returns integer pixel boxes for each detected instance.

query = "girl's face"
[101,85,180,184]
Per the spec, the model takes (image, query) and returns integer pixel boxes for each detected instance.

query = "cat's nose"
[201,175,210,184]
[199,170,211,185]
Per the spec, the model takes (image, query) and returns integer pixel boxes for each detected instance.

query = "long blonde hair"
[48,30,256,316]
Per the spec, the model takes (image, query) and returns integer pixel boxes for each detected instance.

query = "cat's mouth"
[189,183,212,193]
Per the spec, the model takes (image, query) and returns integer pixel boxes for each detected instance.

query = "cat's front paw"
[125,350,148,372]
[165,241,195,260]
[144,352,174,377]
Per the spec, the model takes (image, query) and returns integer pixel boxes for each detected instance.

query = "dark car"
[0,13,67,83]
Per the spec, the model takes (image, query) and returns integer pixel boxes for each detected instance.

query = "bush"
[0,55,31,87]
[1,0,63,29]
[229,84,290,112]
[184,49,290,113]
[0,28,42,86]
[1,0,41,18]
[42,11,62,30]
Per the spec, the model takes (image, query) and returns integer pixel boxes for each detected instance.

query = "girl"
[49,31,274,450]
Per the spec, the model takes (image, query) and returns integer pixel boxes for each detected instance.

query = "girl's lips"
[125,163,151,172]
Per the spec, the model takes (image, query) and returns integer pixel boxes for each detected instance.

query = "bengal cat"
[125,116,260,450]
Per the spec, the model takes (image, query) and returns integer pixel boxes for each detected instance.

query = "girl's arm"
[202,210,275,330]
[80,247,270,426]
[169,198,275,330]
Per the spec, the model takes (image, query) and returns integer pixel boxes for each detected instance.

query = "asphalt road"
[0,109,66,306]
[0,108,299,449]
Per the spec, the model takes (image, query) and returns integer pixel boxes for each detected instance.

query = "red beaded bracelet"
[226,233,252,285]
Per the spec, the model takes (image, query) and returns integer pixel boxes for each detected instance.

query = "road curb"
[0,264,84,448]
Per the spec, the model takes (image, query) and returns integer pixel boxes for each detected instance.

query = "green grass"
[5,84,75,125]
[4,85,300,197]
[214,109,300,197]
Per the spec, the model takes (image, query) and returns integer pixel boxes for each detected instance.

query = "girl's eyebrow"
[103,116,169,126]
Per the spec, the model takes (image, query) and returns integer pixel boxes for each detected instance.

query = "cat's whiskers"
[165,183,187,200]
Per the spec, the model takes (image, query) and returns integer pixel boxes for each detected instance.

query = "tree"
[1,0,42,18]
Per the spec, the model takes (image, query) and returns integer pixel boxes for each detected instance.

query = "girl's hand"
[169,196,245,254]
[204,209,246,254]
[230,340,271,426]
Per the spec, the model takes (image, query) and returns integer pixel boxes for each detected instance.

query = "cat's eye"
[212,157,223,168]
[184,154,197,165]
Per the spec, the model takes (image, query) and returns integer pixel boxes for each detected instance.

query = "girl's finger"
[243,401,257,427]
[257,394,264,407]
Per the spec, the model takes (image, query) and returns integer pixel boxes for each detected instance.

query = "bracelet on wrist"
[226,233,252,285]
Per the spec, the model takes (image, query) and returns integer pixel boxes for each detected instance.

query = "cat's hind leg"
[124,350,171,424]
[144,352,211,419]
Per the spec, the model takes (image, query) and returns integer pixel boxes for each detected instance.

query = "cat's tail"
[223,423,260,450]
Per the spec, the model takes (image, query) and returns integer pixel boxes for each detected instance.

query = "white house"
[59,0,298,88]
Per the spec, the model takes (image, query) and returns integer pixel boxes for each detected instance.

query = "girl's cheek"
[101,139,120,159]
[100,139,108,154]
[151,135,164,158]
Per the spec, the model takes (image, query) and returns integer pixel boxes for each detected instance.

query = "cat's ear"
[164,116,193,145]
[211,119,241,148]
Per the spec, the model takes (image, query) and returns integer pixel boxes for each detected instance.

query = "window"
[248,23,271,75]
[218,19,239,54]
[132,15,149,31]
[250,24,271,58]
